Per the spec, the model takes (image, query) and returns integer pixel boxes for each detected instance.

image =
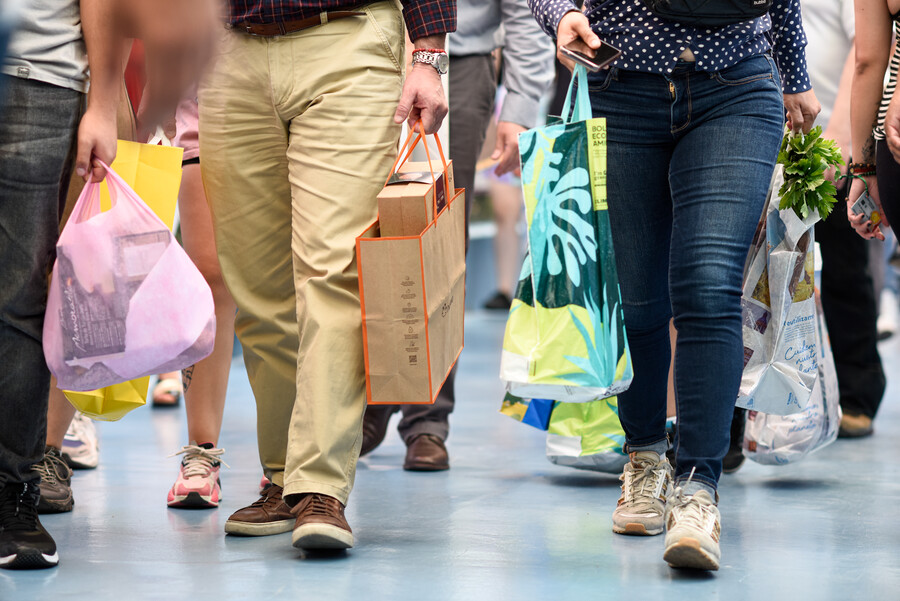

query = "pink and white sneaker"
[167,443,228,508]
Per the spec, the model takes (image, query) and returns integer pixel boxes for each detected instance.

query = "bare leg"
[490,179,524,297]
[45,377,76,449]
[178,163,236,446]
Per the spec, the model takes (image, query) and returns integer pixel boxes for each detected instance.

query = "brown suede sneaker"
[224,483,294,536]
[403,434,449,471]
[291,493,354,550]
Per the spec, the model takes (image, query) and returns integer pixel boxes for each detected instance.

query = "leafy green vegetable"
[776,126,844,220]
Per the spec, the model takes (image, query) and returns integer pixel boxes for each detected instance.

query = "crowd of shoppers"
[0,0,893,576]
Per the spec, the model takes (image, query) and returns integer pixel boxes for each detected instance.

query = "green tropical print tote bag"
[499,64,632,402]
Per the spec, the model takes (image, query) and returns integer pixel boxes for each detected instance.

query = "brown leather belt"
[233,11,365,37]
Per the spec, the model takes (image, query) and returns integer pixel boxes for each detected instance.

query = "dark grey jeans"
[0,75,82,488]
[382,54,497,443]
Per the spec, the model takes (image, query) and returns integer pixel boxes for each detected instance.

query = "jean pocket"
[587,67,617,93]
[711,55,773,86]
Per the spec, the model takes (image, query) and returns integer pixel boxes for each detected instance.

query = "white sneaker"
[612,451,673,536]
[663,485,721,571]
[877,289,898,340]
[61,412,99,470]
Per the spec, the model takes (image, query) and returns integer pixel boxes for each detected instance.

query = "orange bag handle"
[384,121,450,223]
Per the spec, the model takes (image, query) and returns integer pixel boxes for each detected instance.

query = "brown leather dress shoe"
[403,434,449,471]
[838,413,874,438]
[360,405,397,457]
[291,493,353,550]
[224,483,294,536]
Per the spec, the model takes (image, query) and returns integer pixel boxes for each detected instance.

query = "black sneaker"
[0,482,59,569]
[723,408,746,474]
[34,446,73,513]
[483,291,512,310]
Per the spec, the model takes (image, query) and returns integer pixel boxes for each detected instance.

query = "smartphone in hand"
[560,42,622,72]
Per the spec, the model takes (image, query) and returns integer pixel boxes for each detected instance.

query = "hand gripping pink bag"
[44,161,215,392]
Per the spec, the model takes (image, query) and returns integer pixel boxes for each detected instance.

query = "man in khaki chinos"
[198,0,455,551]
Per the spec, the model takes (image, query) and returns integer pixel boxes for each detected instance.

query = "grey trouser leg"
[396,54,496,443]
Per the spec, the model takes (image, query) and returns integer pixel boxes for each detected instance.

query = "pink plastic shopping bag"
[43,161,215,392]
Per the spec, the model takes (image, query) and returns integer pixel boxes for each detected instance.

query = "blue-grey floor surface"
[2,312,898,601]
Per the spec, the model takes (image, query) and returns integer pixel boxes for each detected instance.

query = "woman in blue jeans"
[528,0,820,571]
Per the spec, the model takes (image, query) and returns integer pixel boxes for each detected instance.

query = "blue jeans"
[0,75,82,488]
[587,55,784,494]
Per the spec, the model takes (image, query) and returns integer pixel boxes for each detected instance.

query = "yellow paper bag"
[99,139,184,229]
[64,377,152,422]
[63,139,184,420]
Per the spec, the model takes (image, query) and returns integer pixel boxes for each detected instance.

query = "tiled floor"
[2,312,898,600]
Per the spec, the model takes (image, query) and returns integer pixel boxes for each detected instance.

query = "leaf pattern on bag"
[533,167,597,288]
[557,286,631,388]
[520,127,598,304]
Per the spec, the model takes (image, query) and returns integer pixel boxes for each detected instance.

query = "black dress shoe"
[360,405,397,457]
[403,434,449,471]
[723,408,746,474]
[483,291,512,310]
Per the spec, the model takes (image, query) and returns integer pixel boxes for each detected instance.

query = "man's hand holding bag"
[357,123,465,404]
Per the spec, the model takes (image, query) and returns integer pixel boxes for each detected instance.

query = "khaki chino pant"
[199,1,404,504]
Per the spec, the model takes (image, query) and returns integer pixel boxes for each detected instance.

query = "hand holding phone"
[560,42,622,72]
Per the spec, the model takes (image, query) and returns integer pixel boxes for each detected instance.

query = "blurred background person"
[802,0,886,440]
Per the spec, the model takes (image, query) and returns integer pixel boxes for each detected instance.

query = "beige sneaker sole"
[613,522,663,536]
[224,518,293,537]
[292,523,354,550]
[663,537,720,571]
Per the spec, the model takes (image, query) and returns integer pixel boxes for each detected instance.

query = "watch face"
[436,53,449,73]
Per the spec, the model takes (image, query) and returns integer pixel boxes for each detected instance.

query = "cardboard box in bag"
[377,159,454,237]
[357,187,466,404]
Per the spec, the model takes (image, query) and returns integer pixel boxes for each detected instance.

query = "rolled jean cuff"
[675,474,718,501]
[624,438,668,457]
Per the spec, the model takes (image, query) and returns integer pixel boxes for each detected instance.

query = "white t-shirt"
[2,0,88,93]
[800,0,855,128]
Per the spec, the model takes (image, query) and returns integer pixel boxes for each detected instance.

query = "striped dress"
[874,18,900,140]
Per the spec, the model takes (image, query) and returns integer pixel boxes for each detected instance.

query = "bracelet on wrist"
[838,172,872,195]
[849,161,877,175]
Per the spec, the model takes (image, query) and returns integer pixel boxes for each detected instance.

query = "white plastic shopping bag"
[743,292,841,464]
[737,165,820,415]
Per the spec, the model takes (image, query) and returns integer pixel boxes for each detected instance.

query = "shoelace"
[251,485,282,508]
[621,461,668,508]
[300,494,342,518]
[0,485,40,532]
[168,445,229,478]
[669,469,718,534]
[33,450,71,484]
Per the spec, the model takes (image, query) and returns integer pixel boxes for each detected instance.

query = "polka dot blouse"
[528,0,811,93]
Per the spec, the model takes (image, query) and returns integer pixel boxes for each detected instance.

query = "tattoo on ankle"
[182,365,194,393]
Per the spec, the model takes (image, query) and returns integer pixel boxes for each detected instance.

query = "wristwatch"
[412,49,449,75]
